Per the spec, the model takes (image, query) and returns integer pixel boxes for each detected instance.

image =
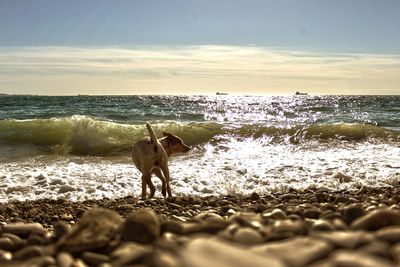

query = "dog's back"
[132,123,166,173]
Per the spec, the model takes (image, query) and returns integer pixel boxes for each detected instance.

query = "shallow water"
[0,95,399,202]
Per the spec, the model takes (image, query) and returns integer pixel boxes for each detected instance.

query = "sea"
[0,95,399,202]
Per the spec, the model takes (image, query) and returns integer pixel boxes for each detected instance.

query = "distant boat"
[295,91,308,96]
[216,92,228,95]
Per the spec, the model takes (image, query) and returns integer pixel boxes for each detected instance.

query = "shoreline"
[1,186,399,228]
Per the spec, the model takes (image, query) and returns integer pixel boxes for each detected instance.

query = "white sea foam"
[0,138,399,202]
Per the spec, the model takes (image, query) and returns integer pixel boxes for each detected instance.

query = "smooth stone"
[164,221,204,235]
[1,233,25,251]
[110,242,151,266]
[57,252,75,267]
[358,240,392,258]
[313,231,374,249]
[0,249,12,261]
[391,243,400,263]
[327,250,395,267]
[351,209,400,231]
[252,237,333,267]
[150,251,181,267]
[303,208,321,219]
[54,221,71,240]
[57,208,123,253]
[81,251,110,266]
[26,255,57,267]
[310,220,335,232]
[13,245,46,260]
[375,226,400,244]
[229,212,262,228]
[0,237,14,251]
[263,209,287,220]
[1,223,46,237]
[272,219,307,235]
[343,204,365,224]
[232,227,263,245]
[122,209,160,244]
[194,212,225,222]
[183,237,285,267]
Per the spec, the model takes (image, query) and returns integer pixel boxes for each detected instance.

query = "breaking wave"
[0,115,399,156]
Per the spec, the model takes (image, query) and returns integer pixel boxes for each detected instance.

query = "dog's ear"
[163,131,172,137]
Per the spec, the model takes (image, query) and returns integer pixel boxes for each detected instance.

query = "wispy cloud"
[0,45,399,94]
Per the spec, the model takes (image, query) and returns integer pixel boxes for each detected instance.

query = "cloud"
[0,45,399,94]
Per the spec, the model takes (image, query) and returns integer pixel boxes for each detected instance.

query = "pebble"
[122,209,160,244]
[374,225,400,244]
[232,227,263,245]
[1,223,46,237]
[57,208,123,253]
[323,250,395,267]
[252,237,333,267]
[81,251,110,266]
[351,208,400,231]
[183,237,285,267]
[1,191,400,266]
[313,231,373,249]
[343,203,365,224]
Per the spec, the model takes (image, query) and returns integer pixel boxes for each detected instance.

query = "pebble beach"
[1,186,400,266]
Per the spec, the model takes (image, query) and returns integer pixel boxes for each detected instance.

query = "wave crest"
[0,116,398,156]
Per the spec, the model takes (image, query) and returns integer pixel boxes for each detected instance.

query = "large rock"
[351,209,400,231]
[252,237,333,267]
[182,237,286,267]
[122,209,160,244]
[57,208,123,253]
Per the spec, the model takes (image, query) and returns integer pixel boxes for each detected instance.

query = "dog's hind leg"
[160,162,172,197]
[141,173,151,199]
[147,176,156,198]
[153,168,167,197]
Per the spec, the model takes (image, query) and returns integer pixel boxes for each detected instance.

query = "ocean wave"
[0,116,223,156]
[0,116,399,156]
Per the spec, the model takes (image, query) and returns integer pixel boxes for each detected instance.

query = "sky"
[0,0,399,95]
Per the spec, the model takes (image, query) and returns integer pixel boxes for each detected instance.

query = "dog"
[132,122,190,198]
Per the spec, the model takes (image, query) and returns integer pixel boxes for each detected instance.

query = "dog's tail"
[146,122,158,144]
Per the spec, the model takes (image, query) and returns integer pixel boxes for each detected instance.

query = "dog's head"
[163,131,190,154]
